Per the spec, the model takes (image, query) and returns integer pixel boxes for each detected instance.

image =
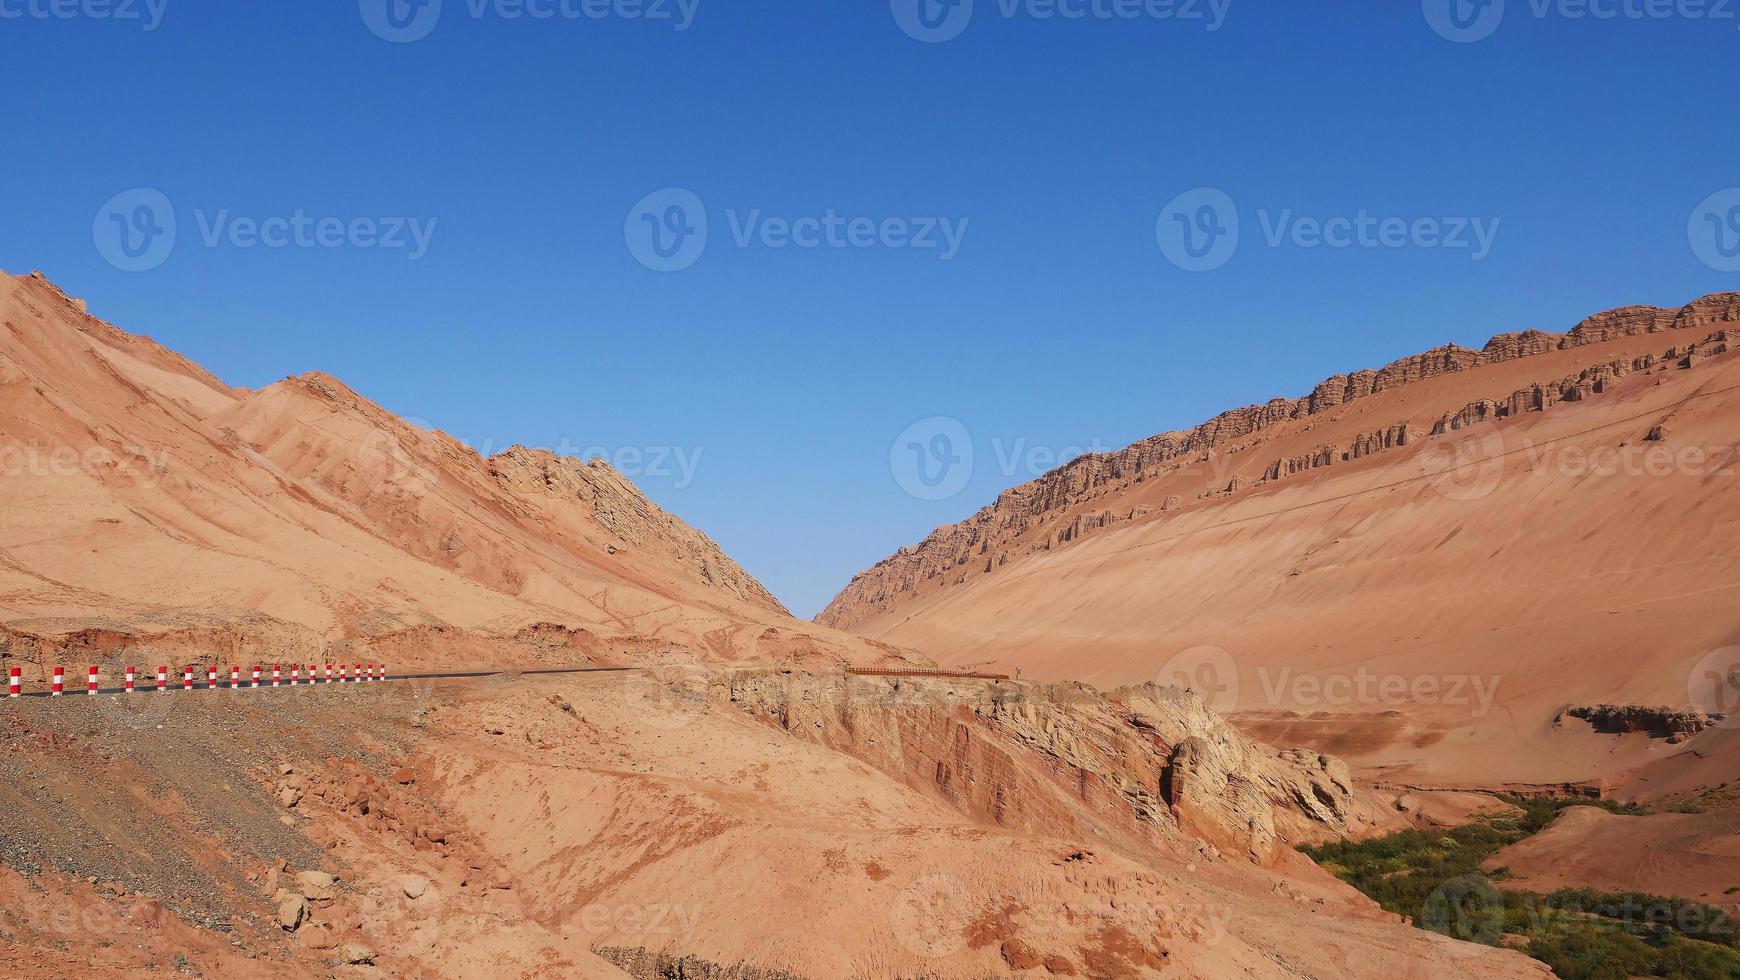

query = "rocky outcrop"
[819,292,1740,630]
[1563,704,1721,743]
[720,672,1389,864]
[488,446,787,613]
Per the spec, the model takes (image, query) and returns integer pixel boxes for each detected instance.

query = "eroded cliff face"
[817,293,1740,630]
[719,672,1395,865]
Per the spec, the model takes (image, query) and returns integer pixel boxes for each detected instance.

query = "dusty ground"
[1483,806,1740,913]
[0,671,1548,979]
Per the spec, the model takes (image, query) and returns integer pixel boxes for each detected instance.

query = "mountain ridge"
[818,291,1740,630]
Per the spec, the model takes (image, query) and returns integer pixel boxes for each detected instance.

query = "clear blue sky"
[3,1,1737,617]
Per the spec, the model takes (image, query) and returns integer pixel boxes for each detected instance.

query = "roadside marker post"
[87,666,99,695]
[51,667,64,696]
[125,666,136,693]
[183,667,194,691]
[8,667,20,698]
[251,666,261,689]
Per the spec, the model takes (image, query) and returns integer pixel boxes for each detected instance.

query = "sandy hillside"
[1483,806,1740,913]
[0,269,897,674]
[0,670,1547,979]
[820,293,1740,792]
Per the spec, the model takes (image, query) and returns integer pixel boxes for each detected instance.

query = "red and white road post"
[8,667,20,698]
[87,666,99,695]
[125,666,136,693]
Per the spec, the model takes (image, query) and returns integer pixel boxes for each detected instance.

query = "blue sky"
[2,1,1737,617]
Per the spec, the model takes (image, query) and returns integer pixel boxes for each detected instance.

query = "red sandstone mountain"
[0,269,883,672]
[820,292,1740,794]
[0,269,1550,979]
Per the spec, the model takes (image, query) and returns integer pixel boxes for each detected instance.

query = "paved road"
[5,666,638,699]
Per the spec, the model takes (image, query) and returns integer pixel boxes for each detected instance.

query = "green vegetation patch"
[1300,800,1740,980]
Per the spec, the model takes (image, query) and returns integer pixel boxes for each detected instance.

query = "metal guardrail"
[846,667,1011,681]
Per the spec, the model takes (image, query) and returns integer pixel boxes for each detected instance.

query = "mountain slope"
[0,270,869,670]
[820,292,1740,789]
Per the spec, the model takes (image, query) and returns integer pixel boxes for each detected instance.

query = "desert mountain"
[820,292,1740,792]
[0,269,882,671]
[0,269,1554,979]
